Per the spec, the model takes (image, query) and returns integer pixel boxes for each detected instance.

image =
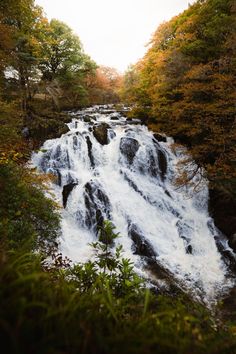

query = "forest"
[0,0,236,353]
[122,0,236,246]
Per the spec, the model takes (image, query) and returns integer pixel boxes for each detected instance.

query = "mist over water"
[32,105,234,303]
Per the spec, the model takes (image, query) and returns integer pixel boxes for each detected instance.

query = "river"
[32,105,235,304]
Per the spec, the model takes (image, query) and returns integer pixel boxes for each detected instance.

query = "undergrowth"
[0,163,236,354]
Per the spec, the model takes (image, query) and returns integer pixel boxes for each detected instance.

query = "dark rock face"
[56,169,62,186]
[93,123,110,145]
[152,140,168,180]
[153,133,167,143]
[83,181,111,234]
[120,137,140,164]
[62,182,78,208]
[129,224,156,258]
[209,188,236,253]
[147,150,159,178]
[229,235,236,253]
[86,136,95,168]
[158,149,167,180]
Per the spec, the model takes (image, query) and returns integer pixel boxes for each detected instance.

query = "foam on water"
[31,105,234,303]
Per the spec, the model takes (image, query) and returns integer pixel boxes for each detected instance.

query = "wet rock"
[120,137,140,164]
[209,187,236,254]
[165,190,172,198]
[158,149,167,180]
[128,224,178,284]
[83,115,94,123]
[96,210,104,232]
[229,234,236,253]
[186,245,193,254]
[93,123,110,145]
[153,133,167,143]
[124,173,143,197]
[117,110,128,117]
[56,169,62,186]
[40,153,50,172]
[53,145,61,160]
[152,141,168,179]
[176,221,193,254]
[110,113,121,120]
[108,129,116,141]
[62,182,78,208]
[222,250,236,272]
[73,135,78,148]
[214,235,236,273]
[83,181,111,235]
[129,224,156,258]
[147,150,159,177]
[86,136,95,168]
[145,260,177,283]
[101,110,115,115]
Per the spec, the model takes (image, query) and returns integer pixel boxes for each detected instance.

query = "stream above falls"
[31,105,235,304]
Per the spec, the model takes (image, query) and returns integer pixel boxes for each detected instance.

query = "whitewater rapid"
[32,105,234,303]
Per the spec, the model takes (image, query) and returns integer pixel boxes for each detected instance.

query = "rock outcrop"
[93,123,110,145]
[120,137,140,164]
[62,182,78,208]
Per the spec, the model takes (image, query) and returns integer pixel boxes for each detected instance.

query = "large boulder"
[120,137,140,164]
[93,123,110,145]
[153,133,167,143]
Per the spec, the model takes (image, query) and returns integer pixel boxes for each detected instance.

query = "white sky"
[35,0,195,72]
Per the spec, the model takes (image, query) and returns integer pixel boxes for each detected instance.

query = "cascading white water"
[32,105,234,303]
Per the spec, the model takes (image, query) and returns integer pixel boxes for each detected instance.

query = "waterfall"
[32,105,234,303]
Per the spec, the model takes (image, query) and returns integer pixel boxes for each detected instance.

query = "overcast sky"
[35,0,194,72]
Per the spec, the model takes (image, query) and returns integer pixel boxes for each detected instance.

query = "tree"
[123,0,236,192]
[0,0,47,110]
[38,19,96,108]
[87,65,122,104]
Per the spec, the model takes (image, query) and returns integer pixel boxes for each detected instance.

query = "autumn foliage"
[122,0,236,196]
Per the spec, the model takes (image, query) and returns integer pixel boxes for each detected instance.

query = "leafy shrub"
[0,221,235,354]
[0,162,60,251]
